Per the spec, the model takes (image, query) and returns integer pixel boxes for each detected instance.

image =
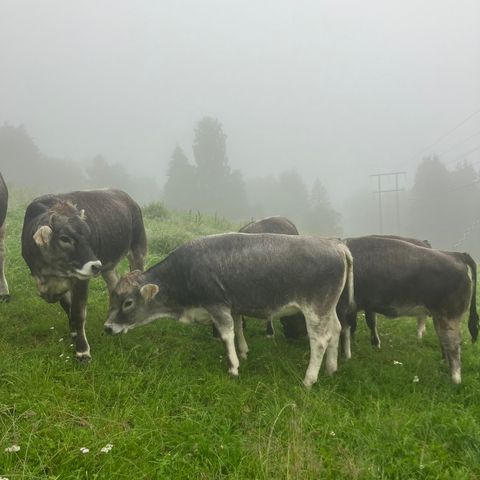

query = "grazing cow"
[237,216,303,337]
[283,236,478,384]
[0,173,9,302]
[22,189,147,361]
[104,233,354,388]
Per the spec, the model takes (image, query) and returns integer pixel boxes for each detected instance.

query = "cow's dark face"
[104,271,168,334]
[33,206,102,280]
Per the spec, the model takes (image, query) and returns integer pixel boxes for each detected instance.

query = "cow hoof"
[451,372,461,385]
[76,352,91,363]
[239,351,248,360]
[303,377,316,389]
[228,367,239,377]
[0,294,10,303]
[265,334,274,339]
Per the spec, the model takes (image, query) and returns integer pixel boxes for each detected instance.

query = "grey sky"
[1,0,479,204]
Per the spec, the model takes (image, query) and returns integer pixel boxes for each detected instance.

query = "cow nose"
[90,262,102,275]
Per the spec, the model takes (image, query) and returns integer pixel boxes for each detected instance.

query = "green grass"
[1,199,480,479]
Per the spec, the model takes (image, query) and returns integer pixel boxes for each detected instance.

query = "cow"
[282,236,479,384]
[104,233,354,388]
[238,216,299,236]
[0,173,9,302]
[21,189,147,361]
[214,216,303,338]
[354,235,433,344]
[281,235,432,344]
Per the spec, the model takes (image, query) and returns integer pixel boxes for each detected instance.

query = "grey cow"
[283,236,478,384]
[22,189,146,361]
[105,233,354,388]
[0,173,9,302]
[353,235,433,345]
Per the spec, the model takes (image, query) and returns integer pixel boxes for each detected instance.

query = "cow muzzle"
[74,260,103,279]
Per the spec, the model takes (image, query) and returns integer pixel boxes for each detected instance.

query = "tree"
[163,145,197,210]
[304,178,342,235]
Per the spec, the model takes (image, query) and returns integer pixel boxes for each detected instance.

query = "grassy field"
[1,197,480,479]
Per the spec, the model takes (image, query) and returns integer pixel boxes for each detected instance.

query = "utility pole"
[370,171,406,234]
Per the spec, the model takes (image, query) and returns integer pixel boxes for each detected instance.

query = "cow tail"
[463,253,479,343]
[340,243,355,309]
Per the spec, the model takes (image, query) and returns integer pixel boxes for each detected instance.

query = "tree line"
[163,117,342,235]
[2,121,480,254]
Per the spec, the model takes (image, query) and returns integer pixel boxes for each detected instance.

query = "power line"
[444,144,480,165]
[418,107,480,155]
[438,129,480,156]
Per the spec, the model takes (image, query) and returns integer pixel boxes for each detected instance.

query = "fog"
[1,1,480,249]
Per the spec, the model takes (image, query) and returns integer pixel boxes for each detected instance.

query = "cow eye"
[59,235,72,245]
[123,298,135,311]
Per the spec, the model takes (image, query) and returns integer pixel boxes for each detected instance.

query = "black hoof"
[0,294,10,303]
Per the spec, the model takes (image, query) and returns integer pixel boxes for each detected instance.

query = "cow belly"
[377,304,429,318]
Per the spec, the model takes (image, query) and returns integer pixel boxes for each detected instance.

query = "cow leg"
[432,317,447,360]
[59,291,75,336]
[70,280,91,362]
[102,269,119,294]
[346,310,357,341]
[0,223,9,302]
[365,310,381,348]
[340,323,351,359]
[417,314,427,340]
[302,307,333,388]
[325,312,342,374]
[208,307,240,376]
[234,314,249,359]
[265,319,275,337]
[127,249,145,272]
[434,315,462,384]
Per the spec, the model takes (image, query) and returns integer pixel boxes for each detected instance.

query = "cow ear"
[33,225,53,246]
[140,284,159,302]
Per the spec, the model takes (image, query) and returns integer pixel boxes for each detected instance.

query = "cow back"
[239,216,299,235]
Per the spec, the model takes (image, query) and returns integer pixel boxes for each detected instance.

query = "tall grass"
[0,198,479,479]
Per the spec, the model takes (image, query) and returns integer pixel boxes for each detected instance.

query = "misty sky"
[1,0,480,204]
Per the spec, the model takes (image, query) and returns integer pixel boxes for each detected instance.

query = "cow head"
[32,202,102,280]
[104,270,171,334]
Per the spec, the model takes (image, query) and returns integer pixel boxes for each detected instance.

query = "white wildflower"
[58,337,64,342]
[329,431,336,437]
[59,353,64,358]
[0,476,10,480]
[50,326,55,330]
[100,443,113,453]
[4,444,20,453]
[80,447,89,454]
[413,375,420,383]
[393,360,403,365]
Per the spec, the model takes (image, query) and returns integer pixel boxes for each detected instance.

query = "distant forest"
[0,120,342,235]
[1,121,480,254]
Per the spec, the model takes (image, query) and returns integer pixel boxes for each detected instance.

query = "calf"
[355,235,433,344]
[104,233,354,388]
[0,173,9,302]
[22,189,147,360]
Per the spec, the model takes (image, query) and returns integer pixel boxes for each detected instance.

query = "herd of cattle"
[0,172,478,388]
